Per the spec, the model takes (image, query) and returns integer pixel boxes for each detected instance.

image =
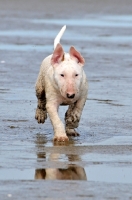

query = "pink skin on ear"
[69,46,85,66]
[51,43,64,67]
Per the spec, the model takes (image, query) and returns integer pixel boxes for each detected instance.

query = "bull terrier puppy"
[35,25,88,142]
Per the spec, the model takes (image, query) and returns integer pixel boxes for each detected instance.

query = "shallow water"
[31,15,132,27]
[1,165,132,184]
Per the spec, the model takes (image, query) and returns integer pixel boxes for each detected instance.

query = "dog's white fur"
[35,25,88,142]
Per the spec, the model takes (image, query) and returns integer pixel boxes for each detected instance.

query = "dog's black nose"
[67,93,75,99]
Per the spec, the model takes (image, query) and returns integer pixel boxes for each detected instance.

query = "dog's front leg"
[35,85,47,124]
[65,96,87,136]
[46,101,69,142]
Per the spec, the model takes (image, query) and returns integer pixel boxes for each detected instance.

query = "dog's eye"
[75,74,79,77]
[60,74,64,77]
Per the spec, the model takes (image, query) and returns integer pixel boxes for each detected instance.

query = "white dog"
[35,25,88,142]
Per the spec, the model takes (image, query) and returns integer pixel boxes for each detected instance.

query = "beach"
[0,0,132,199]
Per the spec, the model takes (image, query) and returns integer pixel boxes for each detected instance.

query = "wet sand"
[0,0,132,199]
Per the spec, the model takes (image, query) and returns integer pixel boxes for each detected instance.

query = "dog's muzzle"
[67,93,75,99]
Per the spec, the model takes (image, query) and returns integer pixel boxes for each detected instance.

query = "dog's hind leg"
[35,83,47,124]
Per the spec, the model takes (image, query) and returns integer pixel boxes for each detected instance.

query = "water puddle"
[1,136,132,183]
[30,16,132,28]
[0,30,132,43]
[0,164,132,184]
[95,136,132,145]
[0,16,131,57]
[0,43,131,55]
[0,30,55,37]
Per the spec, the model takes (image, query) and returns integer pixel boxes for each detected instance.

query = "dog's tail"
[54,25,66,50]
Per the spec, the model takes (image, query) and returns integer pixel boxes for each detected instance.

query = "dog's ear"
[69,46,85,66]
[51,43,64,67]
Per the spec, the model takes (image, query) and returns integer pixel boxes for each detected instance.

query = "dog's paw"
[66,128,80,137]
[35,108,47,123]
[54,135,69,143]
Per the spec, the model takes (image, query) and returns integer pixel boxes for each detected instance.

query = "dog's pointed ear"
[69,46,85,66]
[51,43,64,67]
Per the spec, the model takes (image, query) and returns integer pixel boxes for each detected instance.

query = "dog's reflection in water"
[35,135,87,180]
[35,165,87,180]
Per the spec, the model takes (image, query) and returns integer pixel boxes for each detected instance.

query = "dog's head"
[51,44,85,100]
